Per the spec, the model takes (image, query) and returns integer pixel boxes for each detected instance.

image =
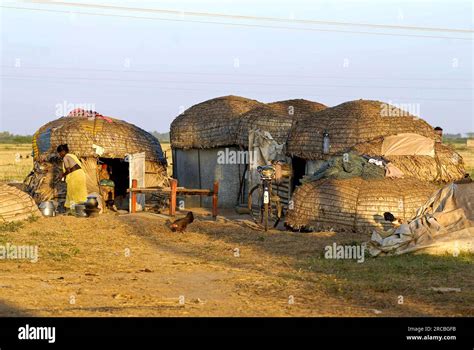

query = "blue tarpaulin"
[37,129,52,153]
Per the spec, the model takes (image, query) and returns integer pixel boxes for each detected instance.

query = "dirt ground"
[0,211,472,317]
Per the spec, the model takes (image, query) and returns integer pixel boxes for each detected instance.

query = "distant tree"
[0,132,32,144]
[150,131,170,143]
[443,133,463,139]
[466,132,474,139]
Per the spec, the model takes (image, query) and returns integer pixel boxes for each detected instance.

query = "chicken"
[169,212,194,232]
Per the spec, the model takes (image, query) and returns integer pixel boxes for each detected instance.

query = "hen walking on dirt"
[169,212,194,232]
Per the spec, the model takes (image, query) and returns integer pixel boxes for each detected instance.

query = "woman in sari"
[57,144,88,209]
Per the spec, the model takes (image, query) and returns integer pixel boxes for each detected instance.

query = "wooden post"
[131,179,137,213]
[170,178,177,217]
[212,181,219,219]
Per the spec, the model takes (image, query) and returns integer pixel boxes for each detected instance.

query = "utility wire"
[1,5,472,41]
[1,73,472,90]
[27,0,474,34]
[1,65,471,82]
[2,75,472,102]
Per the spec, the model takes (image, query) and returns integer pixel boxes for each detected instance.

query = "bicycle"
[247,165,283,231]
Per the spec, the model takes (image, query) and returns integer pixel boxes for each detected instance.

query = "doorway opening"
[291,156,306,191]
[98,158,130,198]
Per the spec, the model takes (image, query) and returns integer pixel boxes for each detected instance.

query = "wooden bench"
[129,179,219,218]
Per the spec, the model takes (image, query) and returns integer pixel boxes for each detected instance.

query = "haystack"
[351,138,466,182]
[170,95,263,149]
[0,184,41,223]
[287,99,436,160]
[286,177,438,234]
[236,99,327,146]
[26,111,168,204]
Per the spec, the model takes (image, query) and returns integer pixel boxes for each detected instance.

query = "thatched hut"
[26,110,168,205]
[267,99,327,118]
[171,95,263,149]
[170,96,264,208]
[287,99,436,159]
[286,99,465,183]
[170,96,328,208]
[351,137,466,182]
[286,177,438,234]
[235,99,327,146]
[0,184,41,222]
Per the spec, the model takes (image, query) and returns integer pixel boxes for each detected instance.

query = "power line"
[1,64,471,82]
[27,0,474,34]
[1,73,472,91]
[2,75,472,102]
[1,5,472,41]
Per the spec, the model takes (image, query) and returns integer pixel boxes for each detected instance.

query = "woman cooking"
[57,144,88,211]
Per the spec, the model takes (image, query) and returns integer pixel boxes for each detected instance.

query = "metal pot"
[86,196,99,208]
[39,201,56,217]
[74,203,88,217]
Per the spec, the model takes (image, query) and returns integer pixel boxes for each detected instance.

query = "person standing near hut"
[57,144,88,210]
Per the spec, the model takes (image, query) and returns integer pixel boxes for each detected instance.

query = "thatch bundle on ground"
[287,99,436,160]
[0,184,41,222]
[286,177,438,234]
[170,95,263,149]
[351,138,466,182]
[26,112,168,204]
[236,100,327,146]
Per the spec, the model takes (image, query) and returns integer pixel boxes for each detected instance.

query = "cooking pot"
[39,201,56,217]
[86,196,99,209]
[74,203,88,217]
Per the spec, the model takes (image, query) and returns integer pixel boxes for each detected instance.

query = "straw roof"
[286,177,438,234]
[0,184,41,223]
[33,113,166,164]
[351,140,466,182]
[235,100,327,146]
[287,100,436,160]
[170,95,264,149]
[267,99,327,118]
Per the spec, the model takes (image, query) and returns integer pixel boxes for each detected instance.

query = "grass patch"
[301,252,474,301]
[46,251,71,261]
[0,221,24,232]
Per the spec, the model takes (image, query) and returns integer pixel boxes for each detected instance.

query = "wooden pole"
[170,178,177,217]
[131,179,137,213]
[212,181,219,219]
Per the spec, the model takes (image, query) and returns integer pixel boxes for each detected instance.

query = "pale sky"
[1,0,473,135]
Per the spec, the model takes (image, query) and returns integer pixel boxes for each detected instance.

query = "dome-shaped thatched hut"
[287,99,436,160]
[170,95,263,149]
[286,177,438,233]
[267,99,327,117]
[235,100,327,146]
[284,99,466,233]
[170,96,265,208]
[0,184,41,222]
[351,136,466,182]
[26,111,168,205]
[286,99,465,184]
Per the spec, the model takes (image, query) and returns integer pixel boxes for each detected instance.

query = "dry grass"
[161,142,173,176]
[451,142,474,178]
[0,141,471,316]
[0,213,471,317]
[0,144,33,183]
